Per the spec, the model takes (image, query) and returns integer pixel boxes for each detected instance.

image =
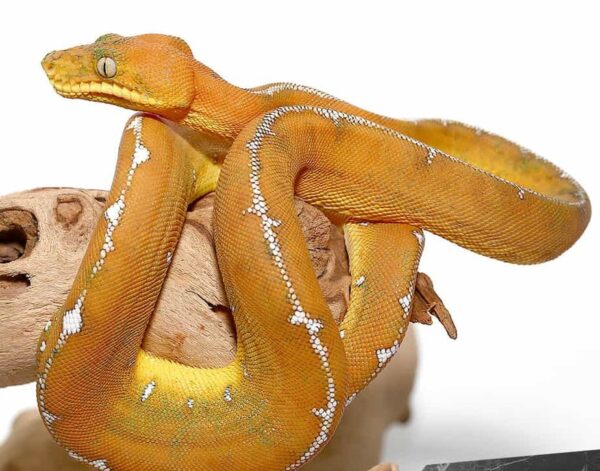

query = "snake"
[36,34,591,470]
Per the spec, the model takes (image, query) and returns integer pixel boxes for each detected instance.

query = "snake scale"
[36,34,591,470]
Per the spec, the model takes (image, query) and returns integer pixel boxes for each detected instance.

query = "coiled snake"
[37,34,591,470]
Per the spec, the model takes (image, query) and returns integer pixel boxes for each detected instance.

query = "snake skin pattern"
[36,34,591,470]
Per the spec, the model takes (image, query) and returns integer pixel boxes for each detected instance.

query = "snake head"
[42,34,196,121]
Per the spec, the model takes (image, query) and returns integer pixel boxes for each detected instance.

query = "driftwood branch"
[0,188,452,470]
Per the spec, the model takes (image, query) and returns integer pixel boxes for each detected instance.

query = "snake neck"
[177,62,270,158]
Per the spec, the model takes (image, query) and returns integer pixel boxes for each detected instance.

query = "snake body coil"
[37,34,590,470]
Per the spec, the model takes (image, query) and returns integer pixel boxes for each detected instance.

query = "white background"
[0,2,598,470]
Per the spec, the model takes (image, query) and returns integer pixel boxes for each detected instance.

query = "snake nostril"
[41,51,61,75]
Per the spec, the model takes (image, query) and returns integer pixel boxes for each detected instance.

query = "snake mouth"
[50,79,160,107]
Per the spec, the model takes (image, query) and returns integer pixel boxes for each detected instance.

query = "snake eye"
[96,57,117,79]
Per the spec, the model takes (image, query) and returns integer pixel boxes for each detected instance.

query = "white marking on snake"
[426,148,436,165]
[62,295,85,336]
[247,83,337,100]
[427,119,585,206]
[284,106,586,206]
[399,293,412,319]
[244,107,339,469]
[374,229,425,372]
[244,104,583,467]
[141,381,156,402]
[376,341,400,367]
[37,116,152,471]
[223,386,233,403]
[366,230,426,396]
[345,392,357,406]
[413,230,424,247]
[67,450,111,470]
[42,410,58,426]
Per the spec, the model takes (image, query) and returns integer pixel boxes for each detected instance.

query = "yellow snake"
[37,34,591,470]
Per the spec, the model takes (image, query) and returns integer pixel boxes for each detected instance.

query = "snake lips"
[36,33,591,471]
[49,79,160,106]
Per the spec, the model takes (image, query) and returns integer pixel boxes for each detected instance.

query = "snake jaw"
[48,79,160,107]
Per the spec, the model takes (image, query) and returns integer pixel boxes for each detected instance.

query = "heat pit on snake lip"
[0,209,39,263]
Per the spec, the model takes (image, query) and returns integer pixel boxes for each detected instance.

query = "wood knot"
[0,209,38,263]
[54,196,83,228]
[0,274,31,297]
